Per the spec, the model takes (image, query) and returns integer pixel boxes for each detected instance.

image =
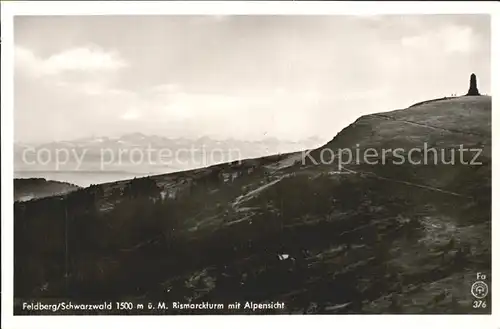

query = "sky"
[14,15,490,143]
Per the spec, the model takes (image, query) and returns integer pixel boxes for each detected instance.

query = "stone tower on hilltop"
[466,73,480,96]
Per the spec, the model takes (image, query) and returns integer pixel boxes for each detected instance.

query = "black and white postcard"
[1,2,498,329]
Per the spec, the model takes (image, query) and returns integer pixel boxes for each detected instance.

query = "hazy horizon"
[15,15,491,144]
[14,131,326,145]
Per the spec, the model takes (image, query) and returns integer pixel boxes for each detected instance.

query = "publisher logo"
[471,281,488,299]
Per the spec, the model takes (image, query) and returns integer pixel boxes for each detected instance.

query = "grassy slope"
[14,96,491,314]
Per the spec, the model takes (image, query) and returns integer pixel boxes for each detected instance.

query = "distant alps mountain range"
[15,133,324,152]
[14,134,324,185]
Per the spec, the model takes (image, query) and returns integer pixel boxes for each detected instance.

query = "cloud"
[46,47,127,73]
[120,109,142,121]
[16,45,130,101]
[401,25,476,54]
[104,83,335,141]
[118,86,261,123]
[15,46,42,77]
[15,45,128,77]
[110,83,389,143]
[14,16,490,143]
